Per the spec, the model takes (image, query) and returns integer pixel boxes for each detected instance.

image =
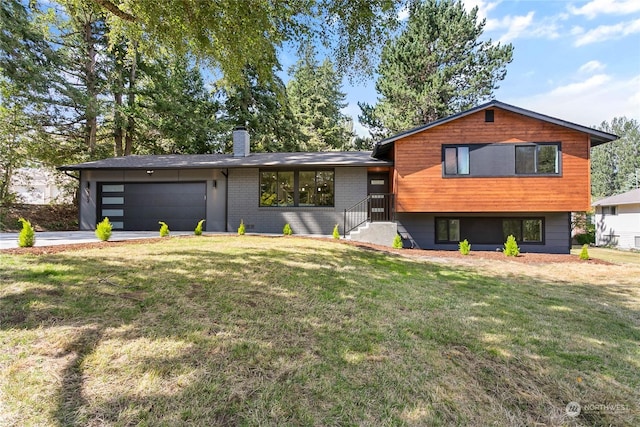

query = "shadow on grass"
[0,237,638,425]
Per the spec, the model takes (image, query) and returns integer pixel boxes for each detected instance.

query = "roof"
[372,100,619,159]
[592,188,640,207]
[58,151,392,171]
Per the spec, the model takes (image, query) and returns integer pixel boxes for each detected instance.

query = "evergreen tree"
[359,0,513,138]
[287,47,352,151]
[592,117,640,197]
[221,66,304,152]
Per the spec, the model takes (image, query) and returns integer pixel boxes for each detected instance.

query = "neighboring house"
[58,100,617,253]
[11,167,72,204]
[592,189,640,250]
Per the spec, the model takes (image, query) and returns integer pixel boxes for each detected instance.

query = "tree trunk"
[83,19,98,156]
[124,45,138,156]
[113,49,124,156]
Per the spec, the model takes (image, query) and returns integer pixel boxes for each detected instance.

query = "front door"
[367,172,390,221]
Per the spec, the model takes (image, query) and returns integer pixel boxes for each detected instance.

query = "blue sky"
[323,0,640,137]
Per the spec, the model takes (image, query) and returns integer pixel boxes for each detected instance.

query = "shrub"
[158,221,170,237]
[17,217,35,248]
[579,244,590,260]
[459,239,471,255]
[283,223,293,236]
[95,217,113,241]
[238,219,245,235]
[194,219,205,236]
[503,234,520,257]
[332,224,340,239]
[576,232,595,245]
[392,234,403,249]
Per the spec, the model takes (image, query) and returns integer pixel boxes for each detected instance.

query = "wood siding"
[394,108,592,212]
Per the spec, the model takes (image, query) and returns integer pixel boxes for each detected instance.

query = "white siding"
[595,203,640,249]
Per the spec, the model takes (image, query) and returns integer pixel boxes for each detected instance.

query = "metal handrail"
[343,193,395,237]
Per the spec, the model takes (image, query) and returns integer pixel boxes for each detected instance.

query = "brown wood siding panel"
[395,108,592,212]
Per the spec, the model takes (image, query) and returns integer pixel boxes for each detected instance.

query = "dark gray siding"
[397,212,570,253]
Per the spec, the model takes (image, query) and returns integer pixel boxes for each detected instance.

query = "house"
[58,100,618,253]
[11,167,72,204]
[592,188,640,249]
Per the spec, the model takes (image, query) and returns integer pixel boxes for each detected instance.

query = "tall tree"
[359,0,513,138]
[287,47,352,151]
[591,117,640,197]
[222,66,304,153]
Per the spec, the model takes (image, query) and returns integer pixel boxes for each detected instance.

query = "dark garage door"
[99,182,206,231]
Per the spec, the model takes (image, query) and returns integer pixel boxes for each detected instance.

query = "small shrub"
[459,239,471,255]
[283,223,293,236]
[503,234,520,257]
[158,221,170,237]
[575,232,594,245]
[332,224,340,239]
[194,219,205,236]
[392,234,403,249]
[95,217,113,241]
[17,217,35,248]
[579,244,590,260]
[238,219,245,235]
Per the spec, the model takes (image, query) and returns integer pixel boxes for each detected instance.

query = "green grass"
[571,246,640,265]
[1,236,639,426]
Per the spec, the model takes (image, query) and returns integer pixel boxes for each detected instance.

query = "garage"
[99,182,207,231]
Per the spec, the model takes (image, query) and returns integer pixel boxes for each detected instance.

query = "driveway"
[0,231,193,250]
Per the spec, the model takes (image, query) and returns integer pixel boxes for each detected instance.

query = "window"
[602,206,617,216]
[515,144,559,174]
[436,218,460,242]
[444,146,470,175]
[502,218,543,242]
[260,170,334,207]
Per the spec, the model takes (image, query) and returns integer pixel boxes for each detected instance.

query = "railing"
[343,193,395,237]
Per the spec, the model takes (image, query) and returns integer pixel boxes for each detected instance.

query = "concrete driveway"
[0,231,194,250]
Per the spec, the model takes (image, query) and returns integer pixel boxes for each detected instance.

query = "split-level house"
[59,100,617,253]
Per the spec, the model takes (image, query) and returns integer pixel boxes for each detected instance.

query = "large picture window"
[515,144,559,174]
[260,170,334,207]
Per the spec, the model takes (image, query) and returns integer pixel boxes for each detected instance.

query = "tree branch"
[92,0,136,22]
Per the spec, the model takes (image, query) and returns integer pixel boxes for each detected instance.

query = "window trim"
[434,217,545,245]
[259,169,335,208]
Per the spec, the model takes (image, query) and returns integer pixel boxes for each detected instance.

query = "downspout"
[222,169,229,232]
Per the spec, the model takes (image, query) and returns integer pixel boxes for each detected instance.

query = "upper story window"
[515,144,559,175]
[444,146,470,175]
[260,170,334,207]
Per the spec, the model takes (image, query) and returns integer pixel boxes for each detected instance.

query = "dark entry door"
[367,172,391,221]
[99,182,206,231]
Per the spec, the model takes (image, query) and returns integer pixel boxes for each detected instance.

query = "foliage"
[95,217,113,241]
[287,45,352,151]
[332,224,340,240]
[392,234,403,249]
[158,221,169,237]
[194,219,205,236]
[459,239,471,255]
[17,217,35,247]
[283,223,293,236]
[572,211,595,245]
[237,219,245,236]
[503,235,520,257]
[359,0,513,138]
[591,117,640,197]
[579,244,590,261]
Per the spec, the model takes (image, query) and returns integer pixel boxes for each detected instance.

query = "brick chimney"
[233,126,250,157]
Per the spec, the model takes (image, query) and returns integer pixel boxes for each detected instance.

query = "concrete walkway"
[0,231,193,250]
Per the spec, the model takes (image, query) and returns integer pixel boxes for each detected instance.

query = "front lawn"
[1,236,638,425]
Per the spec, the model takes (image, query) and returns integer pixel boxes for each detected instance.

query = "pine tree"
[359,0,513,138]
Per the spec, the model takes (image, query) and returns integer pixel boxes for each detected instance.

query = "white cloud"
[569,0,640,20]
[492,12,536,43]
[574,18,640,46]
[505,74,640,128]
[462,0,501,23]
[579,60,607,74]
[398,6,409,21]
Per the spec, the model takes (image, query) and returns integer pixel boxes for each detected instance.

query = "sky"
[317,0,640,137]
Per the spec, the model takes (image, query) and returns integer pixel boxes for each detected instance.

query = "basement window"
[436,218,460,242]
